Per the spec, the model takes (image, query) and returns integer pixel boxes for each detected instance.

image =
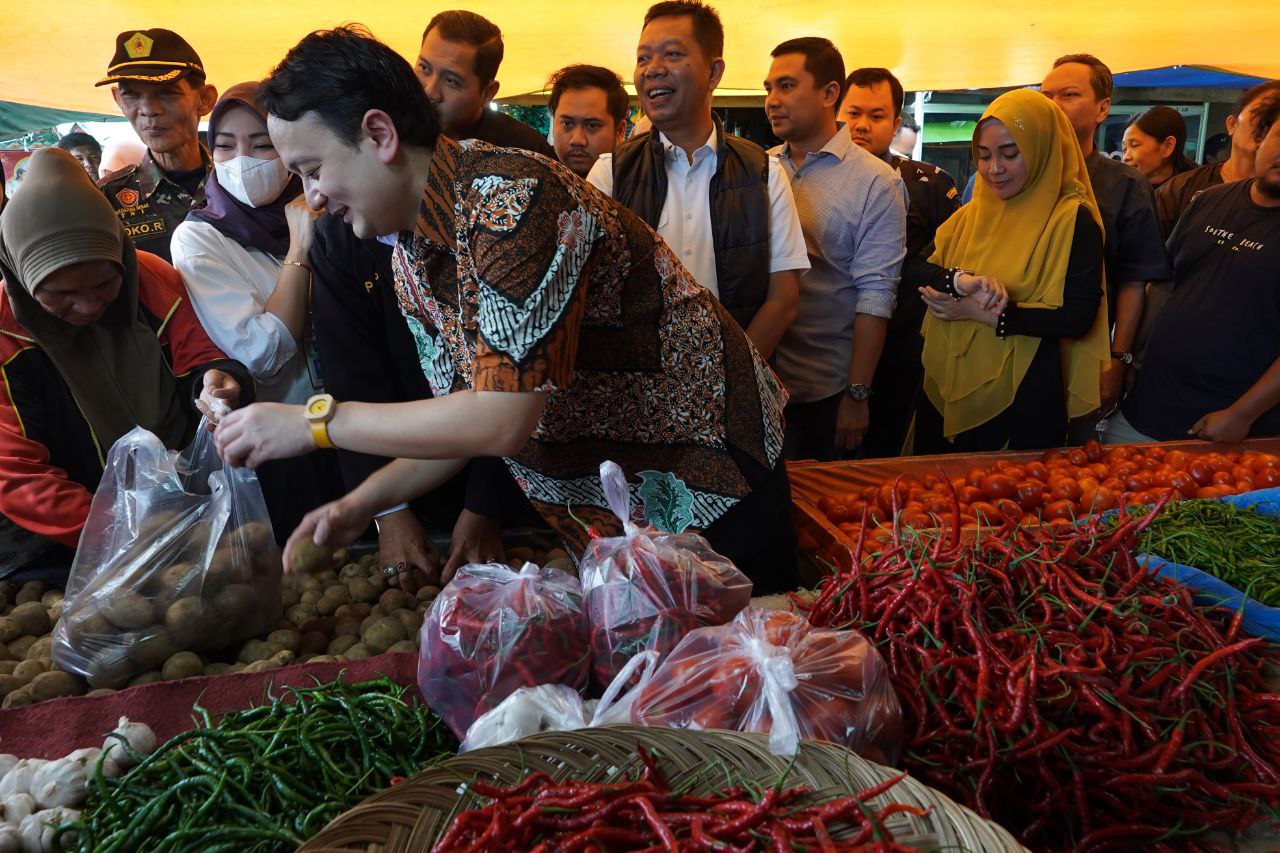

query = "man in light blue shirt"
[764,38,907,460]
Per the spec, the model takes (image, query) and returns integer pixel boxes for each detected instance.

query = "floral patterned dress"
[391,138,786,556]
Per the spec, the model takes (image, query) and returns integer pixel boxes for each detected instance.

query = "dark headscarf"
[0,148,189,452]
[187,82,301,256]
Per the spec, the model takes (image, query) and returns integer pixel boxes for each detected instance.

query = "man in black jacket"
[309,11,547,588]
[586,0,807,359]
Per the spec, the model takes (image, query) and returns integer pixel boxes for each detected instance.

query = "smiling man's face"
[634,14,719,135]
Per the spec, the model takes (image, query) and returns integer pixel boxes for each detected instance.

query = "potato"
[266,629,301,654]
[361,616,407,655]
[212,584,257,619]
[2,688,33,709]
[238,521,275,553]
[545,548,569,561]
[289,539,336,574]
[13,659,48,683]
[333,604,356,619]
[417,585,442,601]
[10,601,51,635]
[0,661,17,675]
[280,585,300,610]
[24,636,52,661]
[378,589,413,614]
[359,553,378,570]
[387,640,418,654]
[204,548,239,591]
[327,635,358,656]
[0,580,16,608]
[128,671,163,688]
[299,577,323,594]
[152,562,201,602]
[307,654,338,664]
[333,616,362,638]
[389,606,420,630]
[237,640,282,664]
[137,508,180,542]
[7,635,37,659]
[100,594,154,630]
[29,670,84,702]
[0,674,23,697]
[347,577,378,604]
[339,563,365,582]
[343,643,372,661]
[15,581,47,605]
[506,546,534,564]
[349,602,373,619]
[66,610,115,639]
[124,627,178,668]
[161,651,204,680]
[0,617,20,644]
[203,663,234,676]
[358,613,380,636]
[87,647,137,689]
[40,590,63,609]
[164,597,211,643]
[46,601,63,623]
[86,688,116,697]
[243,649,294,674]
[299,631,329,655]
[545,557,575,573]
[285,603,318,627]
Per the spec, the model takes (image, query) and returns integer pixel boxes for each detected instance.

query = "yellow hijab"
[922,89,1109,439]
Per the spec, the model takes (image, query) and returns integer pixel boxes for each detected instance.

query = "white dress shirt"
[587,126,809,299]
[170,220,320,405]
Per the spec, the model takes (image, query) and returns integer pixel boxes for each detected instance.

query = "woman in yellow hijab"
[913,89,1110,453]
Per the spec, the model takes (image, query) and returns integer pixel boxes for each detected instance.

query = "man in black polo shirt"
[1113,93,1280,444]
[95,29,216,262]
[308,10,548,586]
[1156,79,1280,239]
[839,67,960,458]
[1041,54,1171,429]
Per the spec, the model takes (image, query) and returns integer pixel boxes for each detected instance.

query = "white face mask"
[214,155,291,208]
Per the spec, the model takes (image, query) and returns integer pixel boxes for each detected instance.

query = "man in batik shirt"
[214,26,798,591]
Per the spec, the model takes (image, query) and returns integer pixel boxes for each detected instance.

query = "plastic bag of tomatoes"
[418,561,591,739]
[580,462,753,690]
[630,608,903,762]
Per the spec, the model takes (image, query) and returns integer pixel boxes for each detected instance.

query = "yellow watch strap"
[309,420,334,449]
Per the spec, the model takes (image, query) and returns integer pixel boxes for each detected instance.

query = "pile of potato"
[0,541,571,709]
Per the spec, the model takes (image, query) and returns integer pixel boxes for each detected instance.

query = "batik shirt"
[391,138,786,555]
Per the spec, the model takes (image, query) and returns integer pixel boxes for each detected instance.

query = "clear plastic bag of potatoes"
[52,423,282,687]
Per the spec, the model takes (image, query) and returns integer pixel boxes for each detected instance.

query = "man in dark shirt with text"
[839,67,960,458]
[95,29,216,263]
[1114,93,1280,444]
[1041,54,1171,428]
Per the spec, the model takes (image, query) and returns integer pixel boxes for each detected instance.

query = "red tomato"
[1106,446,1134,461]
[965,467,987,488]
[1024,462,1050,482]
[979,473,1019,500]
[1067,448,1089,466]
[1140,457,1162,472]
[1051,478,1084,502]
[1250,453,1280,473]
[1088,487,1118,512]
[1087,463,1109,479]
[1152,469,1175,489]
[970,501,1001,521]
[994,498,1023,520]
[900,511,932,529]
[1187,460,1214,486]
[1257,467,1280,488]
[848,500,869,520]
[1233,480,1254,493]
[1169,472,1196,499]
[878,482,910,514]
[1083,439,1104,462]
[861,486,879,503]
[1211,471,1234,486]
[1101,477,1126,492]
[924,497,952,516]
[923,474,944,490]
[817,495,837,516]
[1164,450,1189,469]
[1147,447,1166,462]
[1004,465,1027,480]
[991,460,1013,473]
[829,503,852,523]
[1077,477,1101,493]
[959,486,984,505]
[1015,480,1046,512]
[1124,472,1152,492]
[1041,449,1066,464]
[1112,461,1139,479]
[1195,486,1221,500]
[1230,465,1254,482]
[1042,500,1076,521]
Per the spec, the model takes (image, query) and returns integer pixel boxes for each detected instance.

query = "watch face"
[306,396,332,418]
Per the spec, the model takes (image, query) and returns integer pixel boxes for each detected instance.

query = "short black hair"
[1128,106,1195,174]
[423,10,504,87]
[1252,90,1280,146]
[547,65,629,126]
[643,1,724,60]
[1239,79,1280,116]
[261,25,440,150]
[845,68,904,115]
[1052,54,1113,103]
[771,38,845,114]
[56,132,102,155]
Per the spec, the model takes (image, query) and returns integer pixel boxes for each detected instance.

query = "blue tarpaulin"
[1114,65,1269,89]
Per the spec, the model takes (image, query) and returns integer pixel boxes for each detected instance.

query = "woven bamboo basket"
[301,725,1027,852]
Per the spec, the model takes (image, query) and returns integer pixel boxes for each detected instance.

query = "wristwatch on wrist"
[1111,351,1135,366]
[948,268,976,298]
[845,383,872,402]
[304,393,337,449]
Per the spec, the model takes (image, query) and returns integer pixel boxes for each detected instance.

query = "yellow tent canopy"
[2,1,1278,114]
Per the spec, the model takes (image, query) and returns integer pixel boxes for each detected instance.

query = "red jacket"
[0,251,246,549]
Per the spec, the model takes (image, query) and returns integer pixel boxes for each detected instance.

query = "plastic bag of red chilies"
[580,461,753,689]
[418,561,590,739]
[630,608,904,762]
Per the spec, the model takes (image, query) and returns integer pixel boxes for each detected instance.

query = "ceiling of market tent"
[2,0,1278,114]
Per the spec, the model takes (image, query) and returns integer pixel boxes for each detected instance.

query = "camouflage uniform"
[96,149,209,263]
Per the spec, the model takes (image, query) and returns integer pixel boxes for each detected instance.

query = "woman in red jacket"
[0,148,251,582]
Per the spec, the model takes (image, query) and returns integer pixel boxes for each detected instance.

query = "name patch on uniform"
[115,188,139,207]
[125,218,168,239]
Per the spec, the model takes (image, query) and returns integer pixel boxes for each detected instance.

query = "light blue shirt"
[769,124,908,403]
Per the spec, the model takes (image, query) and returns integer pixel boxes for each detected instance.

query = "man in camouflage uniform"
[95,29,217,262]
